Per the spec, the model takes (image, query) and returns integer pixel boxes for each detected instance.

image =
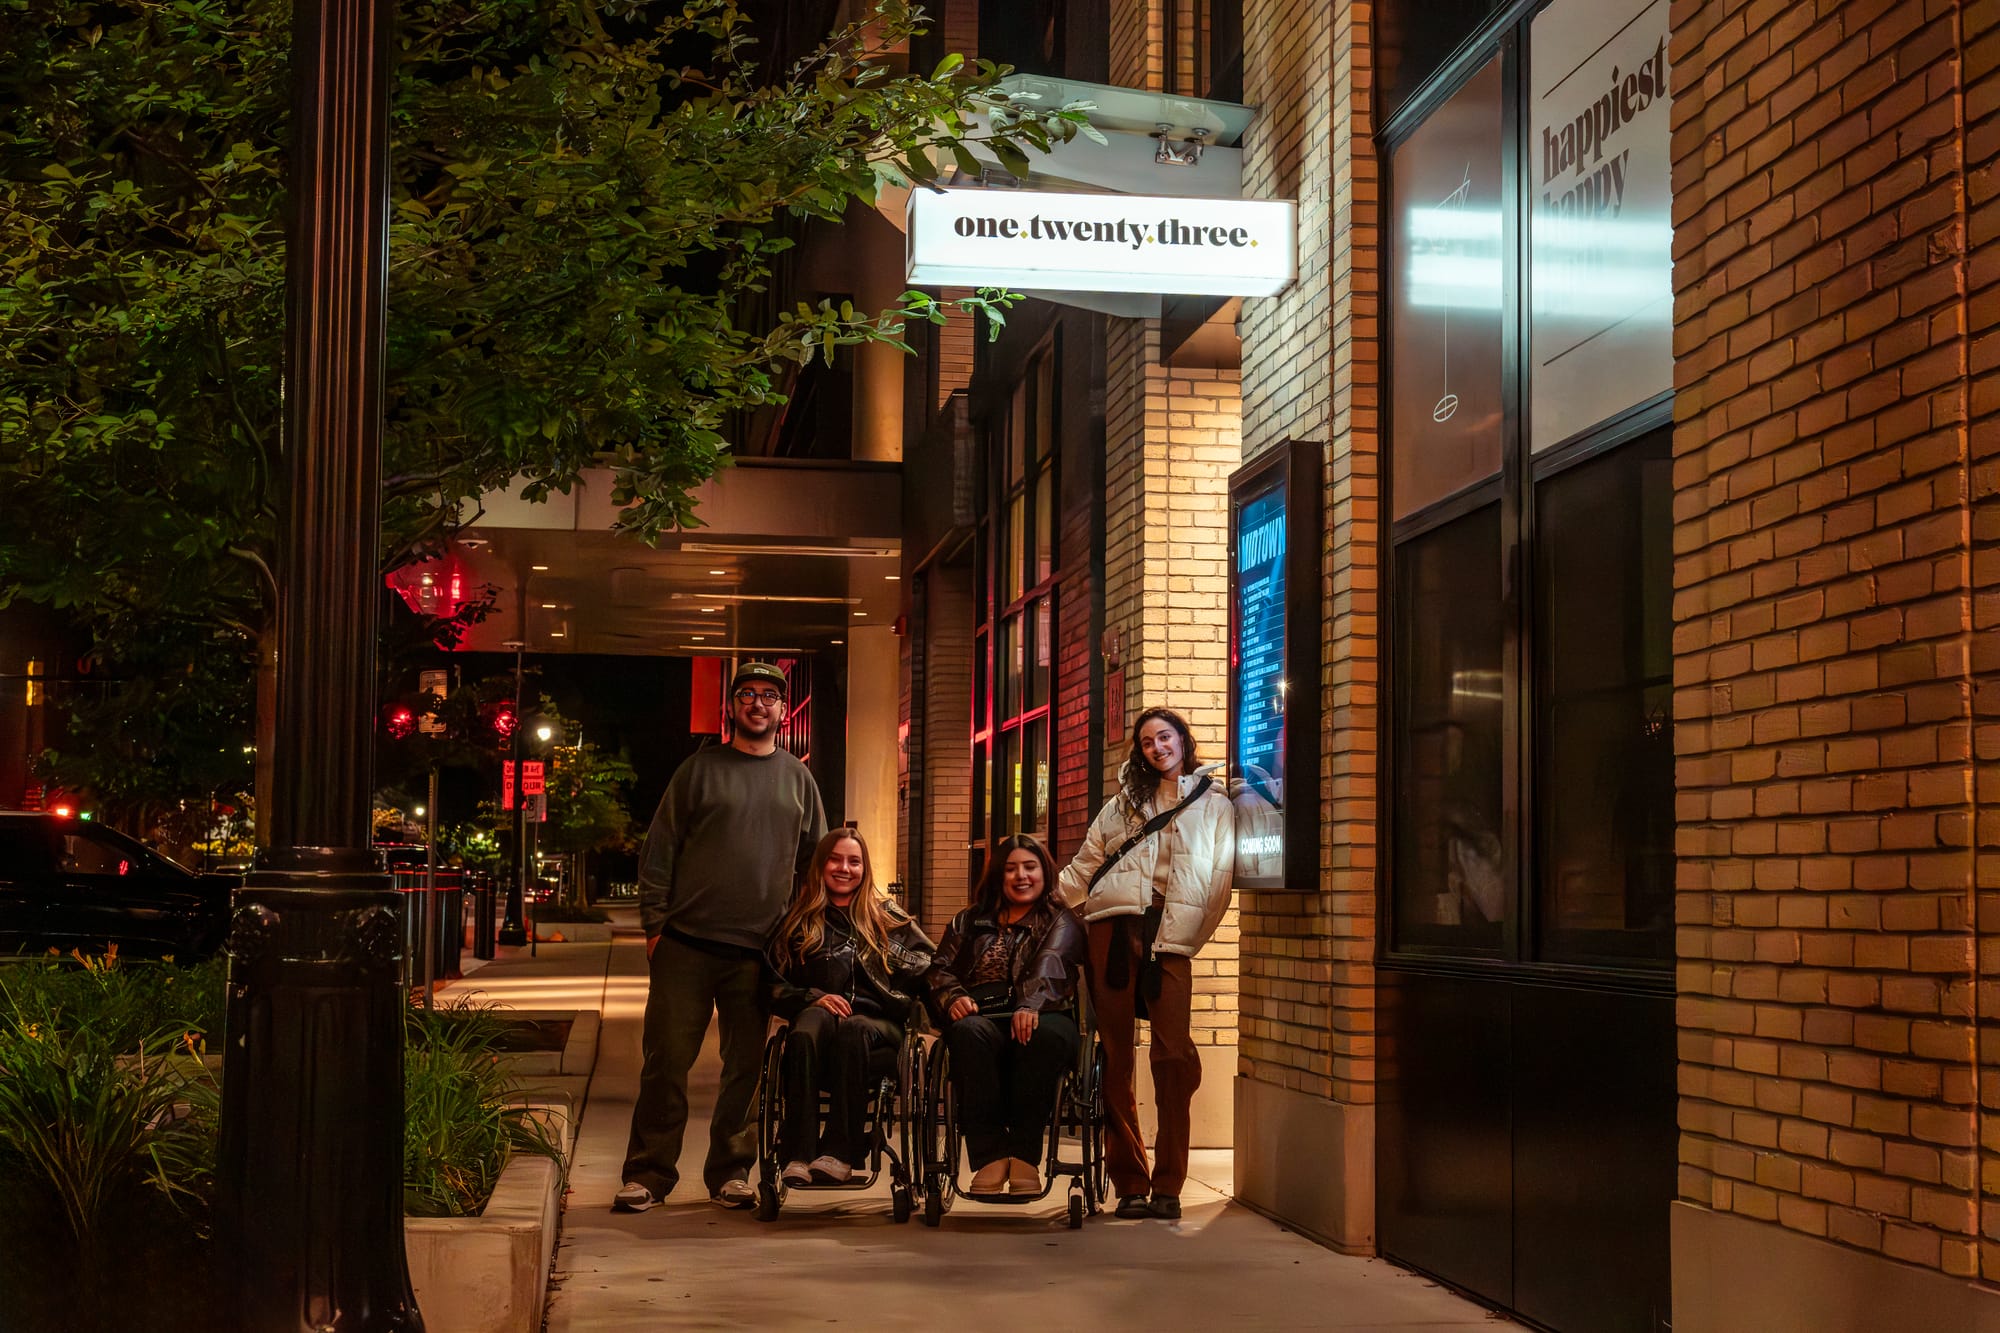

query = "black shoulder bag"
[1088,775,1213,1019]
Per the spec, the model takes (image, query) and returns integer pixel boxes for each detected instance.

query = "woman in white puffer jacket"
[1057,707,1233,1223]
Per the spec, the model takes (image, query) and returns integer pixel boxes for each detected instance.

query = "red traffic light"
[483,702,519,740]
[382,704,416,740]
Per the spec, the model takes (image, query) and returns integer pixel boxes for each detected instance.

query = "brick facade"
[1098,319,1247,1044]
[919,559,975,939]
[1234,0,1379,1107]
[1668,0,1999,1287]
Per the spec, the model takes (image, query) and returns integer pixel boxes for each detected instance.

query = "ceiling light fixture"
[885,574,901,581]
[670,593,858,606]
[531,564,549,571]
[830,639,844,645]
[708,569,728,576]
[540,602,556,609]
[680,542,897,559]
[691,636,706,642]
[854,611,868,617]
[549,631,566,638]
[680,644,805,654]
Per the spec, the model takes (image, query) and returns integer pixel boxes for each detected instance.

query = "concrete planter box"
[403,1097,573,1333]
[530,920,612,942]
[493,1008,600,1079]
[406,1151,562,1333]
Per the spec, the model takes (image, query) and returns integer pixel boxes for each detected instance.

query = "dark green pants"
[621,934,766,1197]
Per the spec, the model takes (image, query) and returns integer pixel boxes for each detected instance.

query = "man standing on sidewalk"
[615,661,827,1211]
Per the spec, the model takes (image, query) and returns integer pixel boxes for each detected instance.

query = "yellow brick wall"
[1234,0,1379,1104]
[1099,320,1247,1046]
[1669,0,1999,1284]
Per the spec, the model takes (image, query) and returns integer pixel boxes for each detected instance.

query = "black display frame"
[1226,438,1322,891]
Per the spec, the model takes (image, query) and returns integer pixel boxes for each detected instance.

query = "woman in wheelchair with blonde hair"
[925,833,1086,1195]
[766,828,933,1185]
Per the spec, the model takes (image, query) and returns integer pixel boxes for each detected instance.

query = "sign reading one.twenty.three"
[907,188,1297,297]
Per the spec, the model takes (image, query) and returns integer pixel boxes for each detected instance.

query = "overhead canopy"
[431,460,902,657]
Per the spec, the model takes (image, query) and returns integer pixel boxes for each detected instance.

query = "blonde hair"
[770,828,908,974]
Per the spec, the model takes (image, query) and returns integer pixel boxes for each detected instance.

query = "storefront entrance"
[1374,1,1679,1327]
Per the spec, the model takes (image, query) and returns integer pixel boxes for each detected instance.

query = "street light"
[213,0,419,1323]
[535,722,554,743]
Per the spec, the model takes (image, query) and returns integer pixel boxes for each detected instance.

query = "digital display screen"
[1232,483,1288,885]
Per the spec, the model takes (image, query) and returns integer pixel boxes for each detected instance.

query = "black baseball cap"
[730,662,789,696]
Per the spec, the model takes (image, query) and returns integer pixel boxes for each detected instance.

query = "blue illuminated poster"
[1232,485,1287,884]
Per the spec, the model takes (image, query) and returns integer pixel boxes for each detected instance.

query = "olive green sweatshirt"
[637,743,827,951]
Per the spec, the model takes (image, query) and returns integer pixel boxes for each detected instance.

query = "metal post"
[498,638,527,945]
[423,765,439,1011]
[213,0,419,1322]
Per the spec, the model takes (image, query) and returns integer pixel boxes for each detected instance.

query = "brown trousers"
[1087,917,1200,1198]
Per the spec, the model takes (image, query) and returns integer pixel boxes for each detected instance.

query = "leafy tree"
[540,735,639,861]
[0,0,1086,837]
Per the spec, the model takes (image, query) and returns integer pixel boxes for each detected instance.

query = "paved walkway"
[449,911,1507,1332]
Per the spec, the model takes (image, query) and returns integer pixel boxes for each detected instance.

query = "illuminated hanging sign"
[906,188,1296,297]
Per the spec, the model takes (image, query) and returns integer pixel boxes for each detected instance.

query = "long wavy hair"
[971,833,1062,918]
[1122,706,1200,810]
[770,828,907,973]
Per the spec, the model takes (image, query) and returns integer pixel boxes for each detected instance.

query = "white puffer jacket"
[1057,763,1235,957]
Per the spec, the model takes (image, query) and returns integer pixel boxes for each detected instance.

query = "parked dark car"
[0,812,235,959]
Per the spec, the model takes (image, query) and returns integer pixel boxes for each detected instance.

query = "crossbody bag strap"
[1082,774,1214,898]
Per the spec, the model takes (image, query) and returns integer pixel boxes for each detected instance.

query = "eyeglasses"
[733,689,783,706]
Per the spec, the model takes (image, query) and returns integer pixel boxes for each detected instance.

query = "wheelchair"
[919,1001,1108,1229]
[751,1007,926,1223]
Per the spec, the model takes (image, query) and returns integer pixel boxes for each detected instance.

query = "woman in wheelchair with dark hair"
[767,828,933,1186]
[925,833,1087,1195]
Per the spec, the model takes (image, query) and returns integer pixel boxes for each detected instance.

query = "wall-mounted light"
[1152,125,1210,166]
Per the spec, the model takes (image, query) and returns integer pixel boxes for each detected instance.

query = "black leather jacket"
[925,899,1086,1022]
[766,904,934,1022]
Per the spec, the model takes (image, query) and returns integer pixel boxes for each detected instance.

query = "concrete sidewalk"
[449,909,1507,1332]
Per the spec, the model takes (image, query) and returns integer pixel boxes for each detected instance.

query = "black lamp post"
[213,0,421,1324]
[497,637,529,945]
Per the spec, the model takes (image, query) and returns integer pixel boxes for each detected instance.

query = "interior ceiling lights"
[670,593,858,605]
[679,542,896,559]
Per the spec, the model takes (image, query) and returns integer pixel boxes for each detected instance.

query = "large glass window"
[1535,432,1674,962]
[1390,55,1504,520]
[974,343,1061,875]
[1391,507,1505,951]
[1385,23,1673,975]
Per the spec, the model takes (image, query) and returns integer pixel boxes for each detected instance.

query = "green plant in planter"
[0,953,228,1053]
[0,992,219,1245]
[403,999,564,1217]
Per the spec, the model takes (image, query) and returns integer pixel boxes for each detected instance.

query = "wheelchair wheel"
[892,1181,913,1223]
[755,1180,780,1222]
[1067,1190,1085,1230]
[757,1031,786,1203]
[922,1177,943,1227]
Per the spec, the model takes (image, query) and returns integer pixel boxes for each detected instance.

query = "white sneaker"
[807,1154,852,1184]
[710,1178,755,1208]
[613,1181,657,1212]
[782,1160,813,1187]
[968,1159,1009,1194]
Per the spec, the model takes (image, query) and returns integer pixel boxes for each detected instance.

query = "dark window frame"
[1377,5,1675,994]
[972,336,1063,876]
